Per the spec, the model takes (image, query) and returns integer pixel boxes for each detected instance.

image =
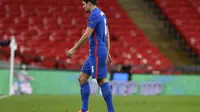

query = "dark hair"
[83,0,97,5]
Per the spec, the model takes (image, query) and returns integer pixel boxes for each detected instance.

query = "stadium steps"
[117,0,195,66]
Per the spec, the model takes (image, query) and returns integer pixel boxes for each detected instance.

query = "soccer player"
[66,0,114,112]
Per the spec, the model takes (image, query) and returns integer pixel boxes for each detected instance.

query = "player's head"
[82,0,97,13]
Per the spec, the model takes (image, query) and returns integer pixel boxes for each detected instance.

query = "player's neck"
[90,6,97,12]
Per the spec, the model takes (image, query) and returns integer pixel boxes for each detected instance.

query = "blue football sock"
[100,82,114,112]
[81,82,90,112]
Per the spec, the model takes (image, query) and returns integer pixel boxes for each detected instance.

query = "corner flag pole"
[9,36,17,96]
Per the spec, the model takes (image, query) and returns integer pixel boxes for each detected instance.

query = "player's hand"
[66,48,76,58]
[106,53,112,65]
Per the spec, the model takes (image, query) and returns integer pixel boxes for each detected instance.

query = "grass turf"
[0,95,200,112]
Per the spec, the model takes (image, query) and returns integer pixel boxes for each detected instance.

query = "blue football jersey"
[88,8,108,56]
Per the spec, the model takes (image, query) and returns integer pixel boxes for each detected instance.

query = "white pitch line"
[0,95,9,100]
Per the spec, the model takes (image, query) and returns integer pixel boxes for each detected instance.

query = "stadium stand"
[153,0,200,60]
[0,0,173,74]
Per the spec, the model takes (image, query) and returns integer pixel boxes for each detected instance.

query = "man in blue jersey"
[66,0,114,112]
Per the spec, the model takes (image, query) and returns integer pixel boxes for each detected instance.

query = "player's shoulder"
[90,8,100,17]
[89,8,107,21]
[89,12,100,22]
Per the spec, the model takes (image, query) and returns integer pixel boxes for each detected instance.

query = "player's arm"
[106,28,112,65]
[107,28,110,53]
[66,27,94,57]
[73,28,94,51]
[67,14,98,58]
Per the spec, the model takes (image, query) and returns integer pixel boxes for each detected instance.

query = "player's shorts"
[81,55,107,79]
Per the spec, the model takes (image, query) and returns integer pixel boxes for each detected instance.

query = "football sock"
[100,82,114,112]
[81,82,90,112]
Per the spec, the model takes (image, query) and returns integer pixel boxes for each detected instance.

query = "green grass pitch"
[0,95,200,112]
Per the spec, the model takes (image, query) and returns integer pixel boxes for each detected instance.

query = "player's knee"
[78,76,85,85]
[78,74,89,85]
[97,78,107,86]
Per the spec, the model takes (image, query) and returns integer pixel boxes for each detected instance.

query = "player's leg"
[91,53,114,112]
[97,78,114,112]
[78,72,90,112]
[79,57,91,112]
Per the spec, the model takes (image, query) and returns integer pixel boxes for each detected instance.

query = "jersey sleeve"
[88,14,99,29]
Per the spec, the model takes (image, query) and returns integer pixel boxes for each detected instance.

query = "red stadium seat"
[153,0,200,58]
[0,0,173,74]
